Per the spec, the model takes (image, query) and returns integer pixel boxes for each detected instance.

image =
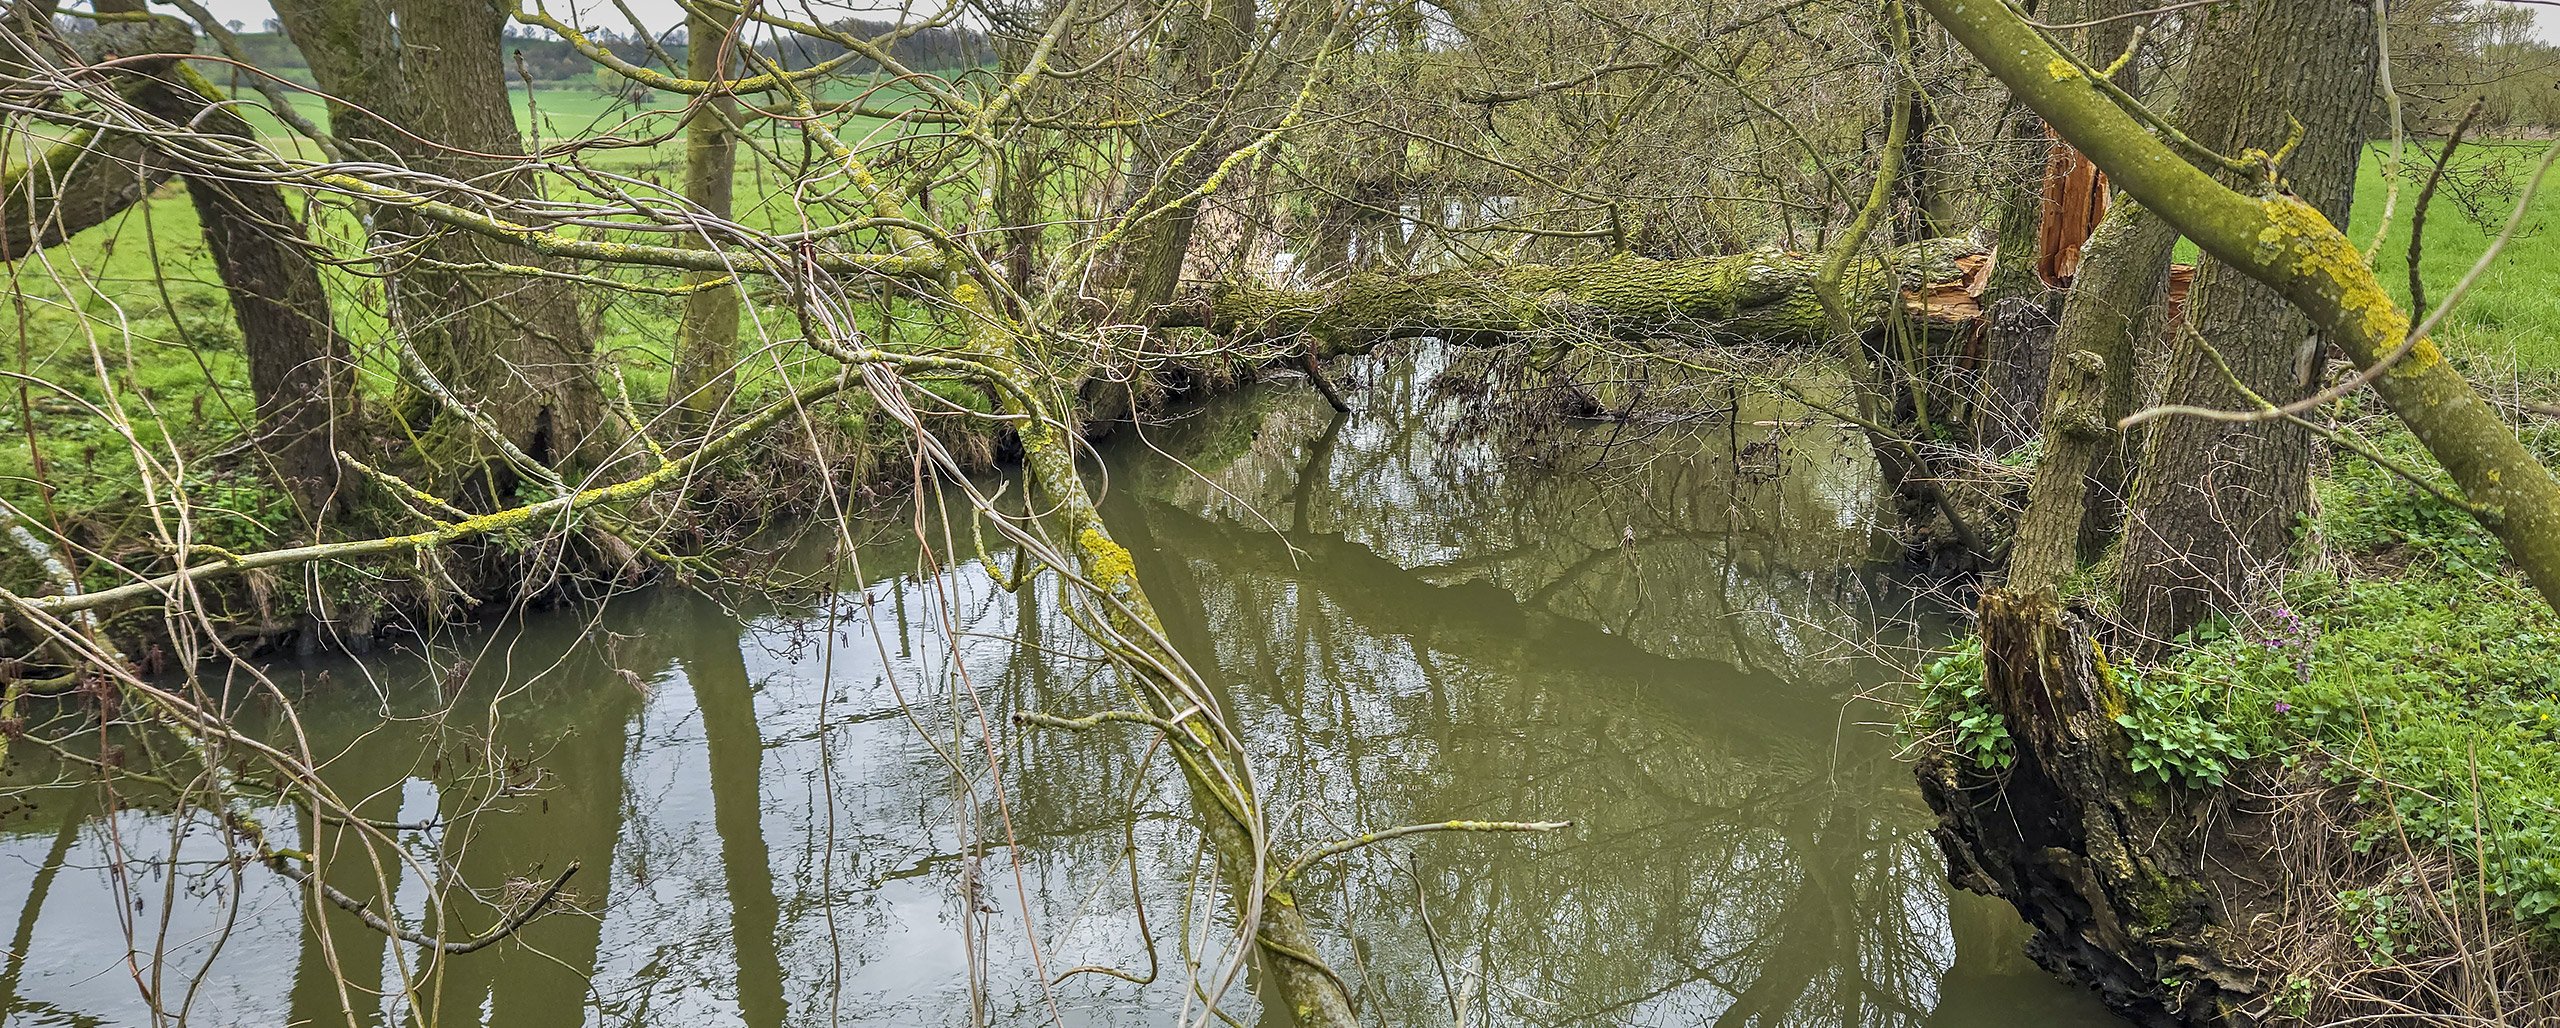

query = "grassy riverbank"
[1909,141,2560,1016]
[1922,416,2560,1015]
[2141,142,2560,949]
[0,83,939,563]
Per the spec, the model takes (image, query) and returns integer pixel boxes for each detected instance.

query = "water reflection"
[0,353,2120,1027]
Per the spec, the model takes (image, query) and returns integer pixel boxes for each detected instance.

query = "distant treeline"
[2389,3,2560,132]
[173,20,991,85]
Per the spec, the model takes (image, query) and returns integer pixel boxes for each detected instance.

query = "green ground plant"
[1910,414,2560,934]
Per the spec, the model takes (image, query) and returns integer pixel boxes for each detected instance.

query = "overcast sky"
[188,0,693,31]
[170,0,2560,39]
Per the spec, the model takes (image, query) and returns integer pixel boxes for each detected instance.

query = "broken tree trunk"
[2037,138,2110,287]
[2021,200,2179,574]
[1917,589,2261,1026]
[1164,241,1977,349]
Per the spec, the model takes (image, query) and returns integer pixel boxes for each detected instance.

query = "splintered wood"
[1903,254,2193,327]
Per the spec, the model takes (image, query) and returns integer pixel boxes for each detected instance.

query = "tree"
[1921,0,2560,613]
[2111,0,2379,646]
[5,6,353,516]
[1102,0,1261,311]
[666,5,744,436]
[269,0,607,501]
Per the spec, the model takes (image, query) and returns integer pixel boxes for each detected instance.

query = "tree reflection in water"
[0,353,2119,1027]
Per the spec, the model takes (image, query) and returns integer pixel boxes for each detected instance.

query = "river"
[0,350,2124,1026]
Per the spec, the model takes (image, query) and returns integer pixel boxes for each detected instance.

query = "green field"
[6,120,2558,547]
[0,82,933,528]
[2152,140,2560,375]
[2349,139,2560,376]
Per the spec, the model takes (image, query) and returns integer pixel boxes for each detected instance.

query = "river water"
[0,352,2124,1027]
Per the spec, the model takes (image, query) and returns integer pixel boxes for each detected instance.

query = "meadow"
[5,110,2556,550]
[0,81,930,535]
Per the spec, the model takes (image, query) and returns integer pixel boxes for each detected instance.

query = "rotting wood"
[1160,242,2188,350]
[1919,589,2263,1027]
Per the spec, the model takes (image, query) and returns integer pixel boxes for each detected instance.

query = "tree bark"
[2008,348,2111,594]
[144,75,357,517]
[667,8,743,437]
[2009,201,2177,586]
[273,0,607,498]
[10,10,355,517]
[1169,243,1967,350]
[1112,0,1255,310]
[1917,590,2261,1027]
[2113,0,2379,648]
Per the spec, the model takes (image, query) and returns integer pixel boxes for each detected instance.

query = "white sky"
[186,0,694,32]
[169,0,2560,39]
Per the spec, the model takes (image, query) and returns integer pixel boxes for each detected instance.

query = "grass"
[1916,414,2560,939]
[2162,140,2560,375]
[2124,416,2560,932]
[2349,139,2560,377]
[0,80,939,545]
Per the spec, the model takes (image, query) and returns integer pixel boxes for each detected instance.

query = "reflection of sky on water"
[0,357,2122,1028]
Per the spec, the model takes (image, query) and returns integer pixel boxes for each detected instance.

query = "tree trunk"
[1917,590,2261,1027]
[2008,200,2177,587]
[1892,12,1965,244]
[1971,107,2063,454]
[667,8,742,438]
[273,0,607,498]
[16,9,355,518]
[2113,0,2378,649]
[1172,243,1967,350]
[2008,349,2111,594]
[147,79,357,518]
[992,25,1049,300]
[1970,0,2137,453]
[1114,0,1255,310]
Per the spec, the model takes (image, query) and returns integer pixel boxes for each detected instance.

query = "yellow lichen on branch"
[1918,0,2560,613]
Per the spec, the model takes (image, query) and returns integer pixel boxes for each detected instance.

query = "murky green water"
[0,353,2123,1026]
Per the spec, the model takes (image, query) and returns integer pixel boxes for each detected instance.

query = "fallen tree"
[1157,239,1984,348]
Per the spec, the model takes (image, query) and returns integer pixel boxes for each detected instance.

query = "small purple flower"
[2273,701,2294,715]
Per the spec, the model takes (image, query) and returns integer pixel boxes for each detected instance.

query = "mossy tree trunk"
[272,0,607,501]
[2012,200,2177,582]
[667,7,743,437]
[10,9,355,518]
[1114,0,1256,311]
[1917,589,2260,1026]
[1169,245,1938,351]
[2112,0,2379,648]
[2008,349,2110,594]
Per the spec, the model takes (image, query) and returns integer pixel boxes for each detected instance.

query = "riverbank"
[1910,393,2560,1025]
[1,357,2128,1027]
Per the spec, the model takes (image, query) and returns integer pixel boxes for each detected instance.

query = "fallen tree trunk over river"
[1157,239,1988,348]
